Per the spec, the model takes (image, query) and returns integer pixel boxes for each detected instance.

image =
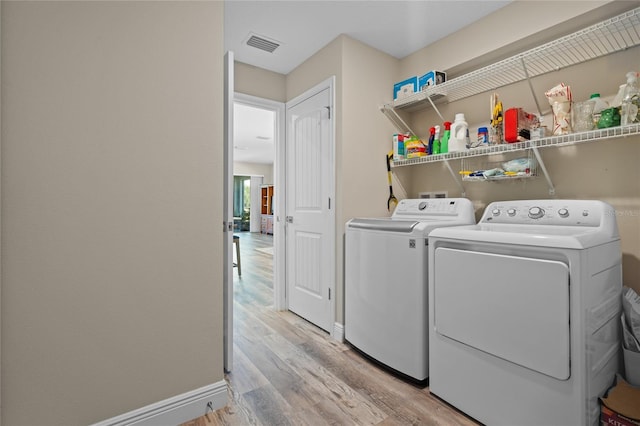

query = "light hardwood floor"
[183,232,479,426]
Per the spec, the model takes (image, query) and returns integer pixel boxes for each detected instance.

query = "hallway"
[184,232,477,425]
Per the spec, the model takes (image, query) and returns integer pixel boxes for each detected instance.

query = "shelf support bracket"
[426,94,445,123]
[520,58,544,117]
[443,159,465,197]
[531,145,555,196]
[380,105,416,136]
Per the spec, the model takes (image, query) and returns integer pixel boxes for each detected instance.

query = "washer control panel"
[480,200,612,227]
[392,198,473,219]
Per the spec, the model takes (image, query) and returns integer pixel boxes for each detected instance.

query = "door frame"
[223,52,234,372]
[234,93,286,309]
[284,76,336,335]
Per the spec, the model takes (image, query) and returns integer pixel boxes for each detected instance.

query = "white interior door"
[223,51,234,372]
[285,80,335,333]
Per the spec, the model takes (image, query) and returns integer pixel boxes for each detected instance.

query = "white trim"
[234,92,286,311]
[333,322,345,342]
[91,381,227,426]
[223,51,235,373]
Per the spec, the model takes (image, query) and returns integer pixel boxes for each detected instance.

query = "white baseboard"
[92,380,227,426]
[332,322,344,342]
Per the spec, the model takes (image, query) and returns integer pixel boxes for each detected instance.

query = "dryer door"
[433,248,570,380]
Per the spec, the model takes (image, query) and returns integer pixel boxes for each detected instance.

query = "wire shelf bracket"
[443,159,466,197]
[380,105,415,136]
[531,146,555,196]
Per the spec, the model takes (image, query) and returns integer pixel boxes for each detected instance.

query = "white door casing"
[234,92,286,310]
[285,78,336,333]
[223,51,234,373]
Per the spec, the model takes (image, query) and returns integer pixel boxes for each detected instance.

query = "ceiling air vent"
[246,34,280,53]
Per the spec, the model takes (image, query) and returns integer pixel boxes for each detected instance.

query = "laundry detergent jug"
[449,113,469,152]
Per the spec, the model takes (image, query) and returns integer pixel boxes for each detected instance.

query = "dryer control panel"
[480,199,615,228]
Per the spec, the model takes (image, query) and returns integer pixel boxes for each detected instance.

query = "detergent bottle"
[440,121,451,154]
[449,113,469,152]
[427,127,435,155]
[432,125,441,154]
[621,71,640,125]
[588,93,608,128]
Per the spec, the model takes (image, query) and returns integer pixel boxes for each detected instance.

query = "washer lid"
[347,218,419,233]
[345,198,476,235]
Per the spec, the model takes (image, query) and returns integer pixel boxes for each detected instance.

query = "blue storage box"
[393,76,418,100]
[418,71,446,91]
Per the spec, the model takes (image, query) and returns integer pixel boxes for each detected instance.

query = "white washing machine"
[345,198,475,382]
[428,199,622,426]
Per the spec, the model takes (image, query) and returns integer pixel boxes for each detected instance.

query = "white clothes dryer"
[345,198,475,382]
[428,199,622,426]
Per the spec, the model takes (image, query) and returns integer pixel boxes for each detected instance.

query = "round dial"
[418,202,428,210]
[507,208,517,217]
[558,208,569,218]
[528,206,545,219]
[492,208,501,217]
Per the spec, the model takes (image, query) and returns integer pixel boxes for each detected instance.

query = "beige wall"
[1,2,224,424]
[234,161,274,185]
[284,35,399,323]
[285,36,344,322]
[235,61,286,102]
[0,1,3,416]
[281,0,640,327]
[234,1,640,322]
[338,37,400,322]
[286,36,343,102]
[397,1,640,292]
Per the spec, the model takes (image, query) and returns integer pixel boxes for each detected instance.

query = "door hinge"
[328,197,331,210]
[325,106,331,119]
[328,288,331,300]
[223,221,233,232]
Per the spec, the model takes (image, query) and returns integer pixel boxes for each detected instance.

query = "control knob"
[507,208,517,217]
[418,202,428,210]
[558,208,569,218]
[528,206,545,219]
[491,208,501,217]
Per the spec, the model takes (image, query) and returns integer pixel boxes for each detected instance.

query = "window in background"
[233,175,251,231]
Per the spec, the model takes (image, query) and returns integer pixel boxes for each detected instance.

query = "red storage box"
[504,108,539,143]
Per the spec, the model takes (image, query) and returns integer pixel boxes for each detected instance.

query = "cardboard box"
[601,406,640,426]
[600,375,640,426]
[393,133,407,161]
[393,76,418,100]
[418,71,446,90]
